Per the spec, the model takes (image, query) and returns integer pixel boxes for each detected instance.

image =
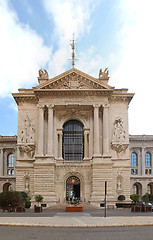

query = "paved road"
[0,208,153,217]
[0,226,153,240]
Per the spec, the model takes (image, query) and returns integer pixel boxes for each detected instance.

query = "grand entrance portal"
[66,176,80,201]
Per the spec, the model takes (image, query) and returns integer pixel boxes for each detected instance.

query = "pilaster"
[57,129,63,160]
[0,148,4,176]
[141,147,145,176]
[93,105,101,157]
[37,105,45,156]
[47,105,54,156]
[84,128,90,159]
[103,104,110,156]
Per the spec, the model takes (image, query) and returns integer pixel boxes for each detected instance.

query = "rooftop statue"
[99,68,109,79]
[38,69,49,79]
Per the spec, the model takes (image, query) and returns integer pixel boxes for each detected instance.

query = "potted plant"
[34,195,43,212]
[130,194,141,212]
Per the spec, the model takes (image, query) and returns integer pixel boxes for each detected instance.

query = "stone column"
[0,148,4,176]
[93,105,100,156]
[38,105,44,155]
[47,105,54,156]
[138,148,141,175]
[57,130,63,159]
[103,104,109,156]
[141,147,145,176]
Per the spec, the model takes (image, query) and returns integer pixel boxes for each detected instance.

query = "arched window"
[63,120,84,161]
[7,154,15,167]
[7,153,15,175]
[131,152,138,167]
[145,152,151,167]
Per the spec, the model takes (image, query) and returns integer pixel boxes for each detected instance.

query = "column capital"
[37,104,45,109]
[102,103,110,109]
[57,129,63,135]
[83,128,90,135]
[93,104,101,109]
[46,104,54,109]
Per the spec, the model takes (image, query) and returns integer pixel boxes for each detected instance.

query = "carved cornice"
[109,95,134,104]
[34,89,113,97]
[0,136,17,143]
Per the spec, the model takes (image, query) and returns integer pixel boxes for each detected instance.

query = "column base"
[93,154,102,158]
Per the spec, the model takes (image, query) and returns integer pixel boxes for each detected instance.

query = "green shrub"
[130,194,140,203]
[35,195,43,206]
[118,195,126,201]
[116,203,134,208]
[0,191,21,208]
[25,197,31,208]
[142,193,153,203]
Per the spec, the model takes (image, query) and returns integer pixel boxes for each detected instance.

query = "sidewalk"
[0,212,153,228]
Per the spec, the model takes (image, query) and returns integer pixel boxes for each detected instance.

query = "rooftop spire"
[70,34,77,68]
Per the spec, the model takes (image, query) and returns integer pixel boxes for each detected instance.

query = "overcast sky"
[0,0,153,136]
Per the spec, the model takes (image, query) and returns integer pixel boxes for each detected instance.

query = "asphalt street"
[0,208,153,217]
[0,226,153,240]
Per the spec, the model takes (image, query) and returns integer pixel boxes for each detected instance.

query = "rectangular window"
[135,169,138,174]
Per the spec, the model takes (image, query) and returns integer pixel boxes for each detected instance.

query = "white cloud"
[43,0,97,77]
[111,0,153,134]
[0,0,51,98]
[77,46,104,77]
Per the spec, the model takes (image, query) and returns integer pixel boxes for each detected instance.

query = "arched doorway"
[148,182,153,194]
[66,176,80,201]
[133,182,142,197]
[3,183,12,192]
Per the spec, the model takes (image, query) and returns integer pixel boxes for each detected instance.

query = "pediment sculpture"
[111,118,128,153]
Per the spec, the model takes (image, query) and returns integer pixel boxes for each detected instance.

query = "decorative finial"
[70,34,77,68]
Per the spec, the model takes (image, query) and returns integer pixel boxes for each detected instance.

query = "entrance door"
[66,176,80,201]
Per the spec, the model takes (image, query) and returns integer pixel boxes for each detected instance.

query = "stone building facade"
[0,136,16,192]
[1,68,151,207]
[130,135,153,197]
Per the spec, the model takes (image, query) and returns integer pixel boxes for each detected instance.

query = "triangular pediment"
[34,68,114,91]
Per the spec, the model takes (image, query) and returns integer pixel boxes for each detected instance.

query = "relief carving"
[62,74,84,89]
[59,108,88,122]
[111,118,128,153]
[18,115,35,158]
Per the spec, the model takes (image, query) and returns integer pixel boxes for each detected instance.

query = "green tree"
[35,195,43,206]
[142,193,153,203]
[0,191,21,208]
[130,194,140,203]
